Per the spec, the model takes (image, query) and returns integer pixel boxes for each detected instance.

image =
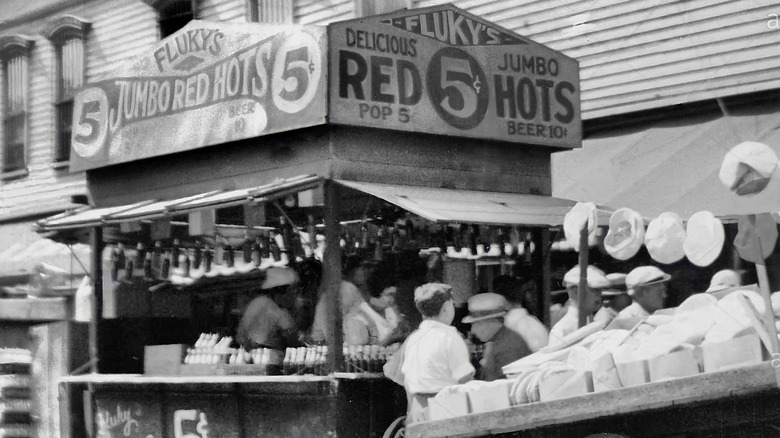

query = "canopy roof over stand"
[336,180,612,227]
[552,107,780,220]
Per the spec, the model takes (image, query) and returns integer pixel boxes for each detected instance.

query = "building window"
[354,0,410,17]
[0,35,34,176]
[44,16,91,165]
[161,0,195,38]
[248,0,294,24]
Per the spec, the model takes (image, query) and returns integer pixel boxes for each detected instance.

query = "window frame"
[144,0,200,39]
[246,0,295,24]
[0,35,34,179]
[43,15,91,168]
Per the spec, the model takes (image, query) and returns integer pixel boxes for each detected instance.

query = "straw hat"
[734,213,778,264]
[719,141,778,196]
[625,266,670,296]
[705,269,741,293]
[562,265,609,289]
[462,293,508,323]
[604,208,645,261]
[563,202,598,252]
[644,212,686,264]
[683,211,724,267]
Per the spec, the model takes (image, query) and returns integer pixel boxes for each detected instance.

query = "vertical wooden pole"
[577,223,589,329]
[748,215,780,355]
[541,228,552,327]
[89,226,103,373]
[323,181,344,374]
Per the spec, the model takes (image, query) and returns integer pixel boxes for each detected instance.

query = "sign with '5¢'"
[328,4,581,148]
[70,20,327,172]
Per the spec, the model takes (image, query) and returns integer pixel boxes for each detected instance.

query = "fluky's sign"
[329,4,581,148]
[70,21,326,172]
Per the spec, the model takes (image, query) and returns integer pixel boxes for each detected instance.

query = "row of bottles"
[341,344,400,374]
[339,221,536,262]
[106,222,326,286]
[282,346,329,375]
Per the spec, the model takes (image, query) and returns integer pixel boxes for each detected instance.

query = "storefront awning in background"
[0,222,90,280]
[552,109,780,220]
[37,175,322,232]
[336,180,612,227]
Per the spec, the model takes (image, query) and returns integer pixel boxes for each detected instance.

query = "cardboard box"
[539,370,592,401]
[648,348,700,382]
[428,391,469,421]
[144,344,187,376]
[615,359,649,387]
[467,381,512,413]
[702,334,763,373]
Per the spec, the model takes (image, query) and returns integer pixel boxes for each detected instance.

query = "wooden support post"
[323,181,344,374]
[89,226,103,373]
[541,228,552,328]
[577,223,589,329]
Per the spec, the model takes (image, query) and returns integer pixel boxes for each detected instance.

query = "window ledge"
[1,168,29,181]
[53,161,70,170]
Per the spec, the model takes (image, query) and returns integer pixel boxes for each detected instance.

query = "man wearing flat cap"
[593,273,632,325]
[401,283,475,423]
[607,266,670,330]
[462,293,531,381]
[548,265,609,346]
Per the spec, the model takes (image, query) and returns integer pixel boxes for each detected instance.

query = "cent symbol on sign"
[426,47,488,130]
[72,87,110,158]
[272,31,322,114]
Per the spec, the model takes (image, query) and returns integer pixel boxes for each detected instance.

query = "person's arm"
[344,315,370,345]
[449,333,475,384]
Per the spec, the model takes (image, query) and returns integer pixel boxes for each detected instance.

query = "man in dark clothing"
[462,293,531,381]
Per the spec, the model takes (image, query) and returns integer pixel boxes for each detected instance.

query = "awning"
[0,222,90,280]
[336,180,612,226]
[552,107,780,219]
[37,175,322,231]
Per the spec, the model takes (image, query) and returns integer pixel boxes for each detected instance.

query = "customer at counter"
[548,266,609,345]
[309,255,371,343]
[593,273,631,325]
[607,266,670,330]
[462,293,531,381]
[494,276,548,352]
[402,283,475,424]
[235,268,302,351]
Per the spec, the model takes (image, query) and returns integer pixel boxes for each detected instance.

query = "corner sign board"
[328,4,581,148]
[69,20,327,172]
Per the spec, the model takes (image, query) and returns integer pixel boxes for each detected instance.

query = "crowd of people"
[232,250,742,425]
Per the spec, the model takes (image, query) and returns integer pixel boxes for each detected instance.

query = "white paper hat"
[562,265,609,289]
[604,208,645,261]
[734,213,778,264]
[706,269,741,293]
[563,202,598,252]
[644,212,686,264]
[625,266,671,296]
[683,211,725,267]
[719,141,778,196]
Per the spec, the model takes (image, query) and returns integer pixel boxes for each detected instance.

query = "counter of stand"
[407,362,780,437]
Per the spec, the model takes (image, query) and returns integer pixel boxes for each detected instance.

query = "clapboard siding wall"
[296,0,355,25]
[0,0,250,222]
[413,0,780,119]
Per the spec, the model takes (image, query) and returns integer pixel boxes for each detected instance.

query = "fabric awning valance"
[336,180,611,227]
[37,175,322,231]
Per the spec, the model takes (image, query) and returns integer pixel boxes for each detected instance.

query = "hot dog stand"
[37,6,585,437]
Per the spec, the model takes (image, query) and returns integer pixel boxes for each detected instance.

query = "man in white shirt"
[607,266,670,330]
[547,265,609,347]
[401,283,475,424]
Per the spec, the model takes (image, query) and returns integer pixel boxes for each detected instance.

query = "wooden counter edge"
[407,362,777,438]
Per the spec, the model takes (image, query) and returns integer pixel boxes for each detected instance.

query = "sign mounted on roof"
[328,5,581,148]
[69,21,327,172]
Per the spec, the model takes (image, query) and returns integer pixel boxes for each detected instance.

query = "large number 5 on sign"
[71,87,109,159]
[272,32,322,114]
[427,47,488,130]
